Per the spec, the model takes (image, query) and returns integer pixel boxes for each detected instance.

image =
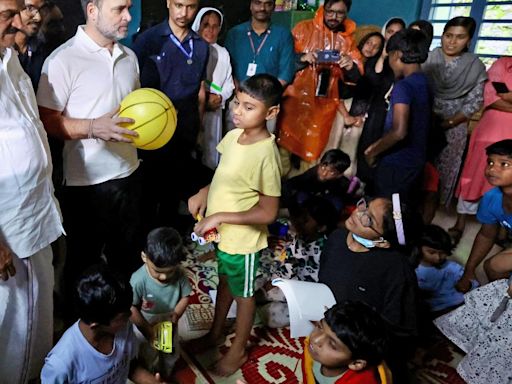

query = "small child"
[303,301,391,384]
[281,149,351,214]
[414,225,478,314]
[456,139,512,292]
[258,196,339,328]
[41,265,162,383]
[364,28,430,203]
[130,227,192,380]
[188,74,283,375]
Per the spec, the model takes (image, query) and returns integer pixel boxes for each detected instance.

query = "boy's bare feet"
[212,347,248,376]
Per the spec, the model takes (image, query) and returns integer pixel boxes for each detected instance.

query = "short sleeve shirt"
[37,26,140,186]
[41,321,137,384]
[130,265,192,324]
[477,187,512,233]
[381,72,431,168]
[206,129,282,254]
[224,22,295,84]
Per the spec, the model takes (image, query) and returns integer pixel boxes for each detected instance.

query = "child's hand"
[455,273,475,293]
[343,114,357,127]
[194,213,221,236]
[170,312,179,324]
[188,186,209,218]
[498,92,512,103]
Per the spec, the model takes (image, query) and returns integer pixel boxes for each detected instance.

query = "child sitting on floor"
[413,225,478,314]
[281,149,352,214]
[130,227,192,381]
[456,139,512,292]
[302,301,391,384]
[41,265,163,383]
[257,196,338,327]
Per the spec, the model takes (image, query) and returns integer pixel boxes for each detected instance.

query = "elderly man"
[0,0,64,382]
[37,0,143,312]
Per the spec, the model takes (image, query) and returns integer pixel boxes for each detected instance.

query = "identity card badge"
[247,63,257,77]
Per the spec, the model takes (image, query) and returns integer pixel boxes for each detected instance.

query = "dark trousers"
[139,136,213,233]
[373,163,423,207]
[62,169,143,299]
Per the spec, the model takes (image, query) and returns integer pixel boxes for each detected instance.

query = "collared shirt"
[132,21,208,145]
[0,48,64,258]
[37,26,140,186]
[17,36,49,92]
[224,21,295,84]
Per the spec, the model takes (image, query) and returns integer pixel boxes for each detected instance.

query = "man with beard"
[132,0,212,233]
[14,0,48,90]
[0,0,64,381]
[37,0,143,315]
[277,0,363,165]
[224,0,294,87]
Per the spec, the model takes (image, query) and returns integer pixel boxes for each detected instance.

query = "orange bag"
[277,64,341,161]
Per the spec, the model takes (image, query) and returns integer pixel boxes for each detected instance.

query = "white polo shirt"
[0,48,64,258]
[37,26,140,186]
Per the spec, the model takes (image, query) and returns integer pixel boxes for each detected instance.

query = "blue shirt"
[224,21,295,84]
[132,21,208,144]
[477,187,512,233]
[381,72,431,168]
[416,260,477,312]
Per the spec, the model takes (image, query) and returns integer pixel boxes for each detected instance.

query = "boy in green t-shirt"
[130,227,192,380]
[188,74,283,376]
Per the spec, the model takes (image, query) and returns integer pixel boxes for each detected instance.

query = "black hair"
[385,17,406,32]
[444,16,477,39]
[380,196,423,250]
[298,196,339,233]
[386,28,429,64]
[75,264,133,326]
[409,20,434,48]
[324,0,352,12]
[239,74,284,107]
[201,9,222,25]
[486,139,512,158]
[323,301,389,366]
[357,32,385,59]
[320,149,351,174]
[410,225,453,266]
[144,227,185,268]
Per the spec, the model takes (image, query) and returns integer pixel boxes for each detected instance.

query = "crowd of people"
[1,0,511,383]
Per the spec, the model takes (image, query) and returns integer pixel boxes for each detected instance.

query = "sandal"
[448,227,463,246]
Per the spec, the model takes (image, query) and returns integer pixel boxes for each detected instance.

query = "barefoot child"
[188,74,283,375]
[303,301,391,384]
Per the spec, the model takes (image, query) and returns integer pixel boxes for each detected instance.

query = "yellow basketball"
[119,88,177,150]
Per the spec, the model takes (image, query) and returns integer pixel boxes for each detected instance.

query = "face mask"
[352,233,376,249]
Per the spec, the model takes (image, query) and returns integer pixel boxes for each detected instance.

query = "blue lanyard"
[169,34,194,64]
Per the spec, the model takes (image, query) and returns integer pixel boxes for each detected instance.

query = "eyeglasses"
[356,198,383,236]
[324,8,346,18]
[0,9,20,22]
[22,3,49,17]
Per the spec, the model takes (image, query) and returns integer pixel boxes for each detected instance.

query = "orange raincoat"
[277,6,363,161]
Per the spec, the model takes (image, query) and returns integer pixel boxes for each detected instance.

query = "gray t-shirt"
[130,265,192,323]
[41,321,137,383]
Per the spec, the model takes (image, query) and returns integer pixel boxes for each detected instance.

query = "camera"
[316,49,341,63]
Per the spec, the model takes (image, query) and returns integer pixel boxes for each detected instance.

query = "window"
[421,0,512,66]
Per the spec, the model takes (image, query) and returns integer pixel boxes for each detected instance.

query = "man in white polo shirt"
[37,0,142,310]
[0,0,65,381]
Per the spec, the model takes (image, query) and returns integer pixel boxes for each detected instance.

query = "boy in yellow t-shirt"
[188,74,283,376]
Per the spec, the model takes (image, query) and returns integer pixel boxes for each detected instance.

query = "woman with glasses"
[318,195,420,384]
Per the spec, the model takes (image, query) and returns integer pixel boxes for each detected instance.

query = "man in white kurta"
[0,1,64,382]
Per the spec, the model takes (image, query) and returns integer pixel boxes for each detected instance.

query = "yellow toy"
[191,214,220,245]
[119,88,177,150]
[152,321,173,353]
